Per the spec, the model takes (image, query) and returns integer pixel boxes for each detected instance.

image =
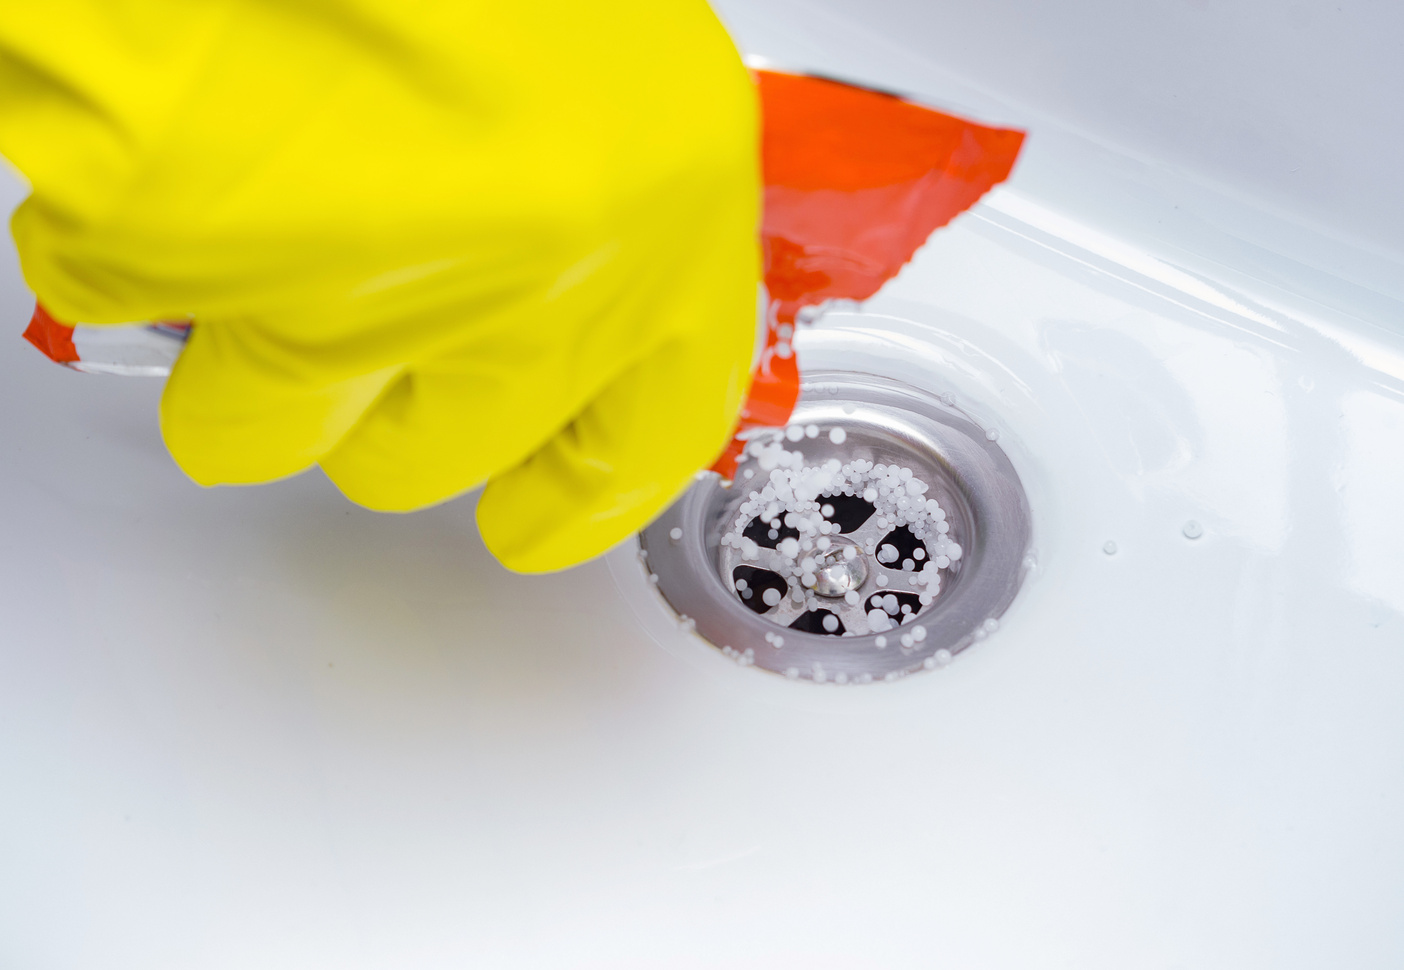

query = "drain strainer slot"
[641,372,1032,683]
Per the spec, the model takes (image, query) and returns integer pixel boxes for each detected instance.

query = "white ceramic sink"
[2,3,1401,966]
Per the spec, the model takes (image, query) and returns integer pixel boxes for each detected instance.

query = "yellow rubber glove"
[0,1,760,572]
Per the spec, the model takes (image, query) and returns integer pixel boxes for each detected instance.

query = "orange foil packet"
[714,70,1024,477]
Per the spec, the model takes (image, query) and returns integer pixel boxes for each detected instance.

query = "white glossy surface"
[3,7,1404,966]
[717,0,1404,323]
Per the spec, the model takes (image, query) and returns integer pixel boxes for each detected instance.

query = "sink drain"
[640,371,1032,683]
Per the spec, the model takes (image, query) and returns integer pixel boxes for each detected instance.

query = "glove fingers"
[320,191,761,519]
[476,321,753,574]
[160,318,400,485]
[316,354,567,512]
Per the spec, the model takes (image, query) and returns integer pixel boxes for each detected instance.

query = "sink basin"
[2,3,1402,966]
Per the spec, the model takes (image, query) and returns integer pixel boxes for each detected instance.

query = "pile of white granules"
[720,430,962,635]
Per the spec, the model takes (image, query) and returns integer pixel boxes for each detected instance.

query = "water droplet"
[669,527,683,541]
[985,428,999,441]
[1182,520,1204,540]
[1103,541,1118,555]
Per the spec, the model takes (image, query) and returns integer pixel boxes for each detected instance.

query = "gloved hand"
[0,0,760,572]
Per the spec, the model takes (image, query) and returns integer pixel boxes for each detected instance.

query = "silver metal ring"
[640,370,1032,683]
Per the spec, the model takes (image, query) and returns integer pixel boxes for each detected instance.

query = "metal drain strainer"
[640,371,1032,683]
